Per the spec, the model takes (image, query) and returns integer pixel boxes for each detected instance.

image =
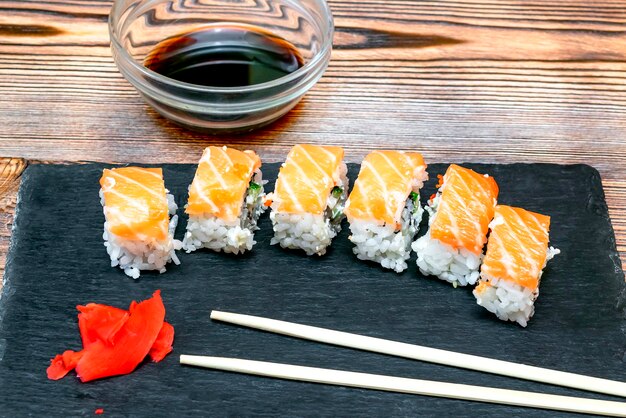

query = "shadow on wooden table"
[143,99,306,146]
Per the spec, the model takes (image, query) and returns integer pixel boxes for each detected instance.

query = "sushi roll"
[412,164,498,286]
[473,205,559,327]
[344,150,428,273]
[182,146,265,254]
[100,167,181,279]
[266,144,347,256]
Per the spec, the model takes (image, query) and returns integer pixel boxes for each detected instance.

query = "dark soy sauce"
[144,24,304,87]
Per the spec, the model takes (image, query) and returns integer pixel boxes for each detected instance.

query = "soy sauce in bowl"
[109,0,333,132]
[144,24,304,88]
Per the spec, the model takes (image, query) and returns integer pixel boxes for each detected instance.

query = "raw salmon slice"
[345,150,426,228]
[273,144,344,215]
[100,167,169,241]
[186,146,261,222]
[481,205,551,291]
[430,164,499,255]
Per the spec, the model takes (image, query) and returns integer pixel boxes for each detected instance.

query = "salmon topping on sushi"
[474,205,558,326]
[182,146,265,255]
[481,205,551,291]
[272,144,344,215]
[345,150,428,272]
[267,144,347,256]
[429,164,499,255]
[100,167,169,241]
[344,151,426,229]
[186,146,262,222]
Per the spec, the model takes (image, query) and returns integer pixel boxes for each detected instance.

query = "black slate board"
[0,162,624,417]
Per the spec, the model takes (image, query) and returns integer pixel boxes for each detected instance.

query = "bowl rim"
[108,0,334,94]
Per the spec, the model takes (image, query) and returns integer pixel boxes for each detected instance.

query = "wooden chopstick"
[180,355,626,416]
[210,310,626,398]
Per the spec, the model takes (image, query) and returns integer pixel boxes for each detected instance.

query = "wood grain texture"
[0,0,624,273]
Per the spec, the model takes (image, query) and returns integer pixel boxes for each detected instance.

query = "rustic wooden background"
[0,0,625,281]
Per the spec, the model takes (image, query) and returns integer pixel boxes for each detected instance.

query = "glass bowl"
[109,0,333,133]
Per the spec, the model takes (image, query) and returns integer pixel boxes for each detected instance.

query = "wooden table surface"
[0,0,625,281]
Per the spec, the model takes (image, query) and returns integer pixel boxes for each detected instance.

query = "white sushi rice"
[473,246,560,327]
[101,191,182,279]
[349,199,424,273]
[411,193,482,286]
[182,170,266,254]
[269,162,348,256]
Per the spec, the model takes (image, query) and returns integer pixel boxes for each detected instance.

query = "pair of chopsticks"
[180,311,626,416]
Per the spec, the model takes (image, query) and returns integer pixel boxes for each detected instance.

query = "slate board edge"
[0,163,30,358]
